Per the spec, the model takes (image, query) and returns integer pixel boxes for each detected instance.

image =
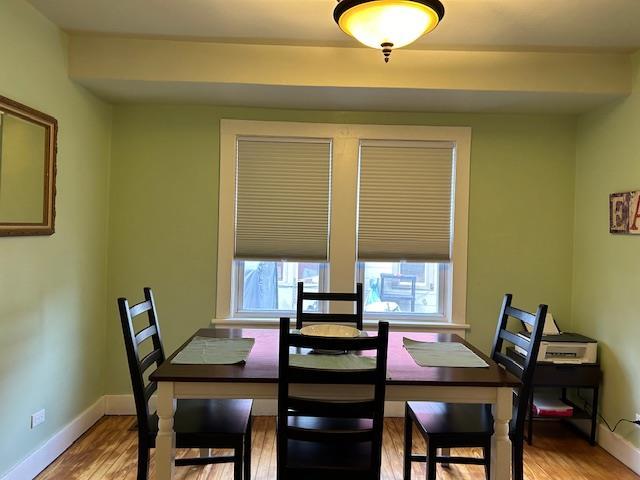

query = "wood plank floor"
[37,416,637,480]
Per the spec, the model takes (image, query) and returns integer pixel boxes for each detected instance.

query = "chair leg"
[137,437,150,480]
[483,443,491,480]
[512,437,524,480]
[199,448,211,458]
[404,410,413,480]
[527,390,534,445]
[427,442,437,480]
[234,441,244,480]
[244,417,252,480]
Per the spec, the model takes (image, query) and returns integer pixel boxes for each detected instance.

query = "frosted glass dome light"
[334,0,445,62]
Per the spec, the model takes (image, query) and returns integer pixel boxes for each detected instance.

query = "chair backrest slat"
[287,427,374,443]
[287,397,377,419]
[288,333,380,351]
[277,317,388,477]
[499,329,530,351]
[118,288,166,433]
[144,381,157,403]
[490,293,547,440]
[300,291,360,302]
[493,351,525,378]
[135,324,158,345]
[287,366,379,385]
[129,300,152,318]
[504,305,537,327]
[139,348,163,375]
[296,282,364,330]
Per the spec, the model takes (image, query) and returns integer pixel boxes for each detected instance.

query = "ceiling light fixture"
[333,0,445,63]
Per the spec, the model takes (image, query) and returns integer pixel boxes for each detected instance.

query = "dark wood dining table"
[150,328,519,480]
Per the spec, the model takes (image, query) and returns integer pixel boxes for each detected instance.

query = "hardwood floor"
[37,416,637,480]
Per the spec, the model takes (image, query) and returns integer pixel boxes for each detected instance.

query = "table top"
[150,328,520,388]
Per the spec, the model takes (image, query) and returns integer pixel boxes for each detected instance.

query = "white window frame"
[216,120,471,328]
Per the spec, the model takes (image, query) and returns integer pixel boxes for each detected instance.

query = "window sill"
[211,317,470,332]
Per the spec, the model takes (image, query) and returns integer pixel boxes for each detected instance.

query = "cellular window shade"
[235,138,331,261]
[358,142,454,262]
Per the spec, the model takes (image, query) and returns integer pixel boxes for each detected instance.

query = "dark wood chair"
[277,317,389,479]
[118,288,253,480]
[296,281,363,330]
[404,294,548,480]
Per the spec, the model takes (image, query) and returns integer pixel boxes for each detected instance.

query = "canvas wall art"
[610,191,640,234]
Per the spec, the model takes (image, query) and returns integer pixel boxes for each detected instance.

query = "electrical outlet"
[31,409,45,429]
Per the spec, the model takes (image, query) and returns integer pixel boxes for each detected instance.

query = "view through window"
[359,262,444,316]
[236,260,324,314]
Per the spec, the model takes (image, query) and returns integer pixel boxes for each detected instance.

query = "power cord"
[576,388,640,432]
[600,417,640,433]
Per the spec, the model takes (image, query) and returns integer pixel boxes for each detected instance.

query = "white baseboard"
[105,394,158,415]
[598,424,640,475]
[1,397,105,480]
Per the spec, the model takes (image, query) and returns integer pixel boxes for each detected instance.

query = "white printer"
[515,313,598,364]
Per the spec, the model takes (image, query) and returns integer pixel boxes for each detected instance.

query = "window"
[230,135,332,317]
[217,120,470,324]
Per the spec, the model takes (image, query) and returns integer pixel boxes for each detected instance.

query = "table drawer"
[533,363,601,386]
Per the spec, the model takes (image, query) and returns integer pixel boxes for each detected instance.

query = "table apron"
[170,381,500,404]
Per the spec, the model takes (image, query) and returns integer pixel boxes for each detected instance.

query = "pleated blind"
[235,137,331,261]
[357,141,455,262]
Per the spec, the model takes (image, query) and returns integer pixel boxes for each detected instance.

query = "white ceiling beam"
[69,35,631,97]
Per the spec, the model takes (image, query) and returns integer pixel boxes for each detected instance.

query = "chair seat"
[148,399,252,447]
[407,402,495,442]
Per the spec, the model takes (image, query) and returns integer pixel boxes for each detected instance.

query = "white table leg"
[156,381,177,480]
[491,387,513,480]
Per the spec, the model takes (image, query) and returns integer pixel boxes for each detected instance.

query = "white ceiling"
[28,0,640,51]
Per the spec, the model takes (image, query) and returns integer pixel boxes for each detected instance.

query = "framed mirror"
[0,95,57,236]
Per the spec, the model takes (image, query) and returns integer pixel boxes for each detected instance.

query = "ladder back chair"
[118,288,253,480]
[277,317,389,479]
[404,293,548,480]
[296,281,363,330]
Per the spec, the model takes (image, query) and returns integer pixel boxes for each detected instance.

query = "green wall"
[0,0,112,475]
[107,105,576,393]
[573,51,640,447]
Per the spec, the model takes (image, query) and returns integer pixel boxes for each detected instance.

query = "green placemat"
[171,337,255,365]
[403,337,489,368]
[290,353,376,370]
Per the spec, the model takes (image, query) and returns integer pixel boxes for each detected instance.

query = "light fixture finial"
[381,42,393,63]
